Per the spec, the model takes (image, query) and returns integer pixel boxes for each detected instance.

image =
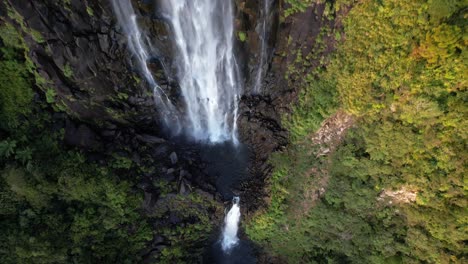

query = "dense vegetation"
[0,18,154,263]
[1,0,466,263]
[247,0,467,263]
[0,10,219,264]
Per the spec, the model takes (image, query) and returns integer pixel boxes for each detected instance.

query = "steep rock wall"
[4,0,164,130]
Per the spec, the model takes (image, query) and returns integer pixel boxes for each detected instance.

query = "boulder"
[169,152,178,164]
[64,121,102,150]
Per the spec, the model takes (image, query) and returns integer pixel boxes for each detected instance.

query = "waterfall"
[221,197,241,252]
[112,0,247,257]
[253,0,272,94]
[112,0,241,143]
[111,0,180,131]
[161,0,241,144]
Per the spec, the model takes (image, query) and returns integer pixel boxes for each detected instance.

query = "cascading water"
[221,197,241,252]
[253,0,272,94]
[113,0,246,258]
[161,0,241,144]
[111,0,180,130]
[112,0,241,143]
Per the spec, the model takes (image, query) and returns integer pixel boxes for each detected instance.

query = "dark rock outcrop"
[5,0,163,130]
[64,120,103,151]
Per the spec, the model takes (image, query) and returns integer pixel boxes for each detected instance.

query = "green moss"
[110,155,133,170]
[283,0,315,17]
[117,92,129,100]
[0,23,24,50]
[6,5,45,44]
[45,89,56,104]
[0,58,34,130]
[86,6,94,16]
[62,63,73,78]
[29,29,45,43]
[52,101,68,112]
[238,31,247,42]
[133,75,142,84]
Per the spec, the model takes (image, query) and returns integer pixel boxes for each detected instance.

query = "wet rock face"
[6,0,163,130]
[3,0,335,211]
[234,0,280,95]
[64,121,103,151]
[237,94,288,210]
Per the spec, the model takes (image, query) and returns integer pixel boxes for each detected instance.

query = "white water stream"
[161,0,241,144]
[221,197,241,252]
[113,0,241,144]
[112,0,244,254]
[253,0,272,94]
[111,0,180,130]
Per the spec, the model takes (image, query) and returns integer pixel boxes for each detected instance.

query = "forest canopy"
[247,0,467,263]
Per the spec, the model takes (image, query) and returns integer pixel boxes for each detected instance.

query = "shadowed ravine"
[112,0,261,261]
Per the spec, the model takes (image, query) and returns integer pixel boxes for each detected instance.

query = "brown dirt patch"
[292,110,355,219]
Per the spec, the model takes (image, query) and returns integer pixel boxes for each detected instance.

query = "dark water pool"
[203,239,257,264]
[199,142,257,264]
[198,141,250,200]
[170,137,257,263]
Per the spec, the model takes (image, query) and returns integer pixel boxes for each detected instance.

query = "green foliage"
[0,129,153,263]
[283,0,314,17]
[110,154,133,170]
[238,31,247,42]
[0,19,152,263]
[62,63,73,78]
[0,140,17,158]
[0,23,24,49]
[153,193,220,264]
[0,102,153,263]
[86,6,94,16]
[286,78,339,141]
[248,0,467,263]
[0,49,33,129]
[45,88,56,103]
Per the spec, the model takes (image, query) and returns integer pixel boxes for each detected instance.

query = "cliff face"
[6,0,163,130]
[4,0,286,137]
[3,0,289,194]
[3,0,342,211]
[1,0,338,261]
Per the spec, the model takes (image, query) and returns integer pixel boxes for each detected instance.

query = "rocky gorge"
[0,0,313,262]
[2,0,466,263]
[0,0,347,261]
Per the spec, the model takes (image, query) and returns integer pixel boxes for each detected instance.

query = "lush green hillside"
[247,0,467,263]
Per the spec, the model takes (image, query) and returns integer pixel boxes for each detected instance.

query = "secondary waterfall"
[253,0,272,94]
[161,0,241,144]
[111,0,180,130]
[221,197,241,252]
